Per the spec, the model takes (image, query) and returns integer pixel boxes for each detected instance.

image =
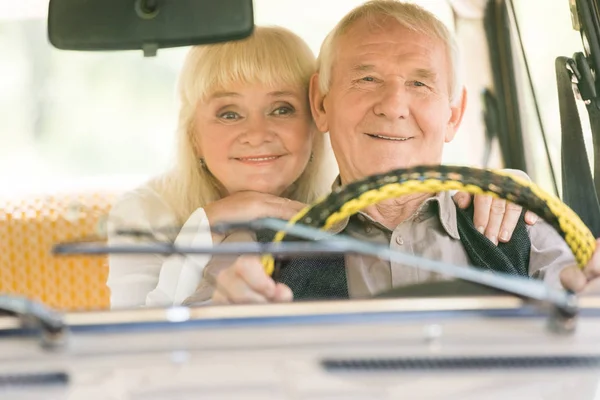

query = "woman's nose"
[239,115,274,145]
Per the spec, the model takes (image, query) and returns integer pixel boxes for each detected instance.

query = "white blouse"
[106,185,213,309]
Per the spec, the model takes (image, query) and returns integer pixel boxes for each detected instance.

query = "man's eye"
[219,111,240,120]
[412,81,427,87]
[361,76,375,82]
[272,106,294,116]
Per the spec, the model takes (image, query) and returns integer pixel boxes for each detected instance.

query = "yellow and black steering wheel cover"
[261,165,596,276]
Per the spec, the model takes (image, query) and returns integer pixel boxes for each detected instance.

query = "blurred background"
[0,0,587,196]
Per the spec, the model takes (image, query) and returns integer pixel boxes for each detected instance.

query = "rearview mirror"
[48,0,254,56]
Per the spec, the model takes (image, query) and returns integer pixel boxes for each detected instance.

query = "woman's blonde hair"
[150,26,331,224]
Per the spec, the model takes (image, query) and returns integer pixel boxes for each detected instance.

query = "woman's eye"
[272,106,294,116]
[219,111,240,120]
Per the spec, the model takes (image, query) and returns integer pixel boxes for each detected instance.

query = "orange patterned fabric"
[0,191,118,311]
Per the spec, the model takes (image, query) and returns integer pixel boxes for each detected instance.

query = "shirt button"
[365,225,372,233]
[395,236,404,245]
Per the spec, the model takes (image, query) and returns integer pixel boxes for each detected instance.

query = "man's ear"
[309,73,329,133]
[445,86,468,143]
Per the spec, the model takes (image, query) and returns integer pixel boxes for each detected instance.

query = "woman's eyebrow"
[209,91,241,99]
[268,91,299,98]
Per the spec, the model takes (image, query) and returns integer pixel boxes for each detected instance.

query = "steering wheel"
[261,165,596,277]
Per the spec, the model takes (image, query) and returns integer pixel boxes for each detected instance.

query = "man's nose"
[372,81,410,120]
[239,115,274,145]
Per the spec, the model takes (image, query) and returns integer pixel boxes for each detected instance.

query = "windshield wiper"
[53,217,579,334]
[0,295,67,349]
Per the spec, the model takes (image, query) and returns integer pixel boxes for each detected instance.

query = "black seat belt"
[555,56,600,237]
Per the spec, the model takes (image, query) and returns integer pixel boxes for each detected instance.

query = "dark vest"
[258,203,531,300]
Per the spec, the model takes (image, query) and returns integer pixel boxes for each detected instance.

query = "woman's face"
[194,83,314,196]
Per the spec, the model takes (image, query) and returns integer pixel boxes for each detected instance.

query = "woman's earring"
[199,158,206,168]
[309,153,314,163]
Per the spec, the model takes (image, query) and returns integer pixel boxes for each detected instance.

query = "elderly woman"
[107,22,538,309]
[106,26,333,308]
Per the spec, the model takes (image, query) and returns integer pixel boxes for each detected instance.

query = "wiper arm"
[0,295,67,349]
[53,217,578,334]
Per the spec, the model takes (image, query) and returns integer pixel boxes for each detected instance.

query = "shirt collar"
[323,175,460,239]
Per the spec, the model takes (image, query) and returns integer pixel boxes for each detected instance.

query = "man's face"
[311,17,466,184]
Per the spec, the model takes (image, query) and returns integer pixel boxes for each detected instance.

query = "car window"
[512,0,589,195]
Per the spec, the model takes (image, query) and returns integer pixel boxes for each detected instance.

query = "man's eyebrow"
[350,65,438,81]
[351,64,376,73]
[413,68,438,81]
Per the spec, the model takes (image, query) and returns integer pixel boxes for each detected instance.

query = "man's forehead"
[333,19,447,74]
[341,15,435,43]
[339,48,444,78]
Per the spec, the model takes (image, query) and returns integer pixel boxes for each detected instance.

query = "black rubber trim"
[0,372,69,387]
[322,355,600,371]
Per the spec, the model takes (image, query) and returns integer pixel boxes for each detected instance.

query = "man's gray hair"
[317,0,463,104]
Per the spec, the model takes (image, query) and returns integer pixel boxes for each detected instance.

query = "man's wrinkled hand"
[453,169,538,245]
[212,255,293,304]
[453,192,538,245]
[560,239,600,295]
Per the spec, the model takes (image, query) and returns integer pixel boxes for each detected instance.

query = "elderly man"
[210,0,600,304]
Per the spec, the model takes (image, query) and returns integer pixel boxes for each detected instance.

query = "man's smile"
[365,133,414,141]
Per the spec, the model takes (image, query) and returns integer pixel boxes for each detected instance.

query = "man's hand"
[453,169,539,245]
[560,239,600,294]
[212,255,293,304]
[453,193,538,245]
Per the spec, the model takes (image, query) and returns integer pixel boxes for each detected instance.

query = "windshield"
[0,0,590,316]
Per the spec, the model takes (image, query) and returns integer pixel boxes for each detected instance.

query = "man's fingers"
[212,256,277,304]
[583,239,600,280]
[497,203,522,243]
[211,289,231,305]
[524,211,539,225]
[273,283,294,302]
[580,277,600,296]
[452,192,472,209]
[479,197,505,245]
[559,265,588,293]
[483,197,506,244]
[232,256,277,297]
[561,239,600,294]
[217,267,271,304]
[472,194,493,235]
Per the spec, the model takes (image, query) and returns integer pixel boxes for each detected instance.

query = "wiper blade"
[0,295,67,349]
[54,217,578,333]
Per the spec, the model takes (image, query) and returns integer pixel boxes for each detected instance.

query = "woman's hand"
[204,191,306,242]
[453,192,538,244]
